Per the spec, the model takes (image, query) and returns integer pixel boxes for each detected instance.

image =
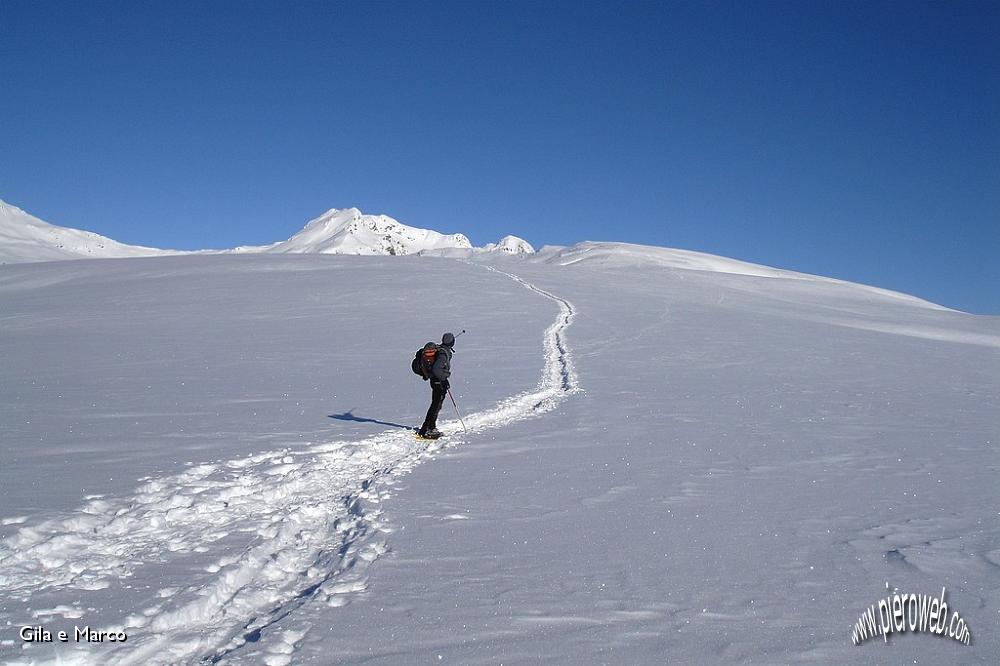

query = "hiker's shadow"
[328,409,413,431]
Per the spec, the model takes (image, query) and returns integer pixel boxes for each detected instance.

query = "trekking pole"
[448,389,468,433]
[448,330,467,432]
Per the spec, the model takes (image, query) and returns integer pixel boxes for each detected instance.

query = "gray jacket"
[430,345,453,383]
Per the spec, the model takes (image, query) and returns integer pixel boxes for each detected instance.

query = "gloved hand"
[442,380,450,391]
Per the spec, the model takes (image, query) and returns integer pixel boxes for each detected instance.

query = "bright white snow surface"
[482,235,535,255]
[0,249,998,665]
[231,208,474,257]
[0,202,177,264]
[0,201,527,263]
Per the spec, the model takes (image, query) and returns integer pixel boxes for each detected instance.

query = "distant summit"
[0,199,947,312]
[233,208,474,256]
[482,235,535,255]
[0,202,535,264]
[0,200,175,264]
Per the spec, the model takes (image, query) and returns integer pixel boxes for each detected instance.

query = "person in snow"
[418,332,455,439]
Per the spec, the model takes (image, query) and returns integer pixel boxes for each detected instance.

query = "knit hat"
[442,332,455,347]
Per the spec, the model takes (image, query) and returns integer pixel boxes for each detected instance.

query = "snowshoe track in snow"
[0,267,578,665]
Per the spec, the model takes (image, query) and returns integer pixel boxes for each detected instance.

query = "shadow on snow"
[328,409,415,431]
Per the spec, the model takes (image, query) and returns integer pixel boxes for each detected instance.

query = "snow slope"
[0,250,997,664]
[0,201,177,264]
[534,240,952,309]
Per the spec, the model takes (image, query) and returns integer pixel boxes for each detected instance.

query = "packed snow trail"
[0,268,578,666]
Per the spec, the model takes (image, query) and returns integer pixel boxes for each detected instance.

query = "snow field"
[0,255,576,664]
[1,249,997,665]
[274,256,999,664]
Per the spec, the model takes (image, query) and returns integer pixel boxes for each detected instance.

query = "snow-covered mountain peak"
[0,201,944,313]
[0,201,525,262]
[0,199,26,217]
[483,235,535,254]
[244,208,474,256]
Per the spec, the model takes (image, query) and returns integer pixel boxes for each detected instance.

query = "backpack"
[411,342,438,380]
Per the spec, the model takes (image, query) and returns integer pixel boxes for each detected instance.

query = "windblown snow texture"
[1,247,997,665]
[0,255,575,664]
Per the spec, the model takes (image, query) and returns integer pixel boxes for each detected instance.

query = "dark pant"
[421,381,447,433]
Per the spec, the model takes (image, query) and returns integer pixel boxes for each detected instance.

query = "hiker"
[417,332,455,439]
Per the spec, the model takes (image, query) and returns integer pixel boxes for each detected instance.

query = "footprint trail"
[0,267,578,665]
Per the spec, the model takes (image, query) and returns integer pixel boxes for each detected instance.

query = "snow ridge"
[0,201,530,263]
[232,208,473,256]
[482,235,535,254]
[0,200,176,264]
[0,267,578,665]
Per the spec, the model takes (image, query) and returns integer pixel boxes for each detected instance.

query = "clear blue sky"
[2,0,997,313]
